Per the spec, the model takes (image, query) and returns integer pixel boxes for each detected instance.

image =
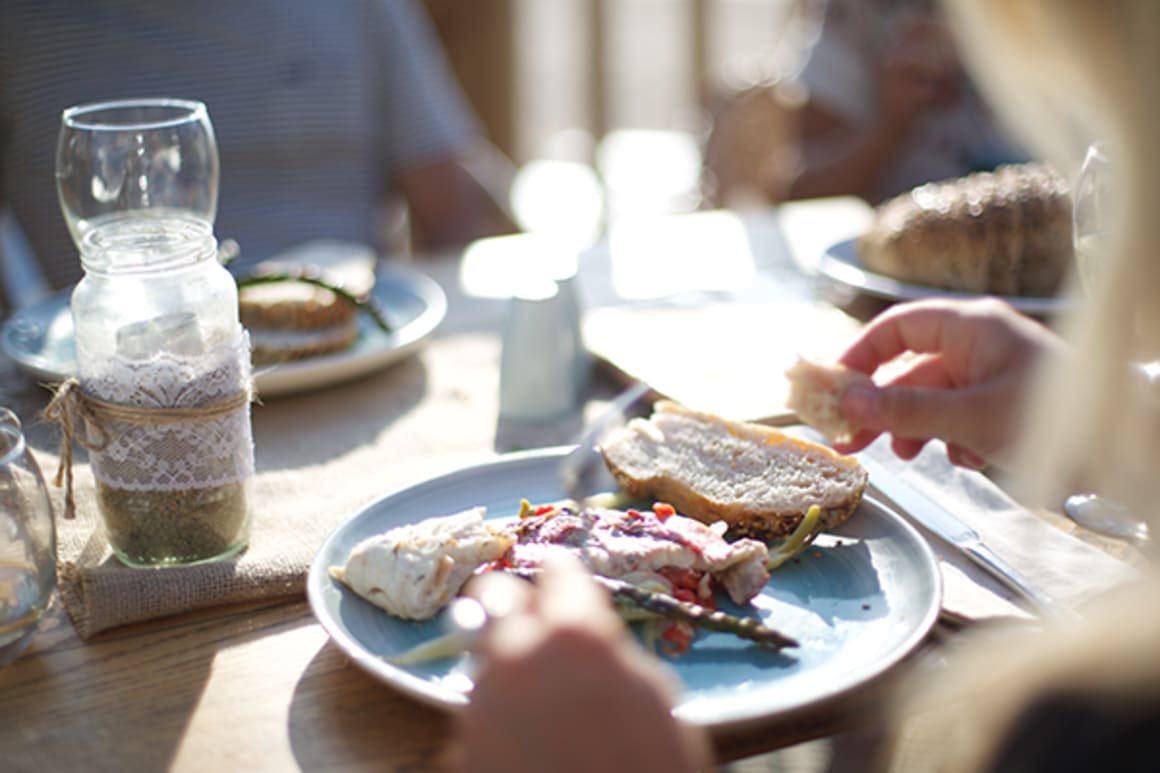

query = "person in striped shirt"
[0,0,516,308]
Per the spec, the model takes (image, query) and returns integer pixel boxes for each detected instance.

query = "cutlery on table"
[857,454,1079,621]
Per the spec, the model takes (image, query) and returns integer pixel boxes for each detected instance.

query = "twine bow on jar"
[42,377,251,521]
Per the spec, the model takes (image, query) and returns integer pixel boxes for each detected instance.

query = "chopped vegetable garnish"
[765,504,823,570]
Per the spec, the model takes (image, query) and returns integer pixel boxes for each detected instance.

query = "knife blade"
[857,453,1077,620]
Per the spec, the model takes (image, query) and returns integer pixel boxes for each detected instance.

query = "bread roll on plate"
[599,400,867,541]
[239,241,377,365]
[857,162,1073,297]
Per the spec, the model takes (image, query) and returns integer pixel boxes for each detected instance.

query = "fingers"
[828,299,1049,466]
[845,381,975,445]
[839,379,1000,462]
[465,551,624,659]
[462,570,538,659]
[947,443,988,470]
[891,436,928,460]
[452,554,711,772]
[536,551,627,638]
[838,301,951,375]
[830,426,882,455]
[838,297,1024,379]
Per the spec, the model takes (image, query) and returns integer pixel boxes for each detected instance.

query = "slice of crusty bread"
[239,282,358,332]
[784,357,873,444]
[240,240,376,365]
[599,400,868,541]
[247,318,360,364]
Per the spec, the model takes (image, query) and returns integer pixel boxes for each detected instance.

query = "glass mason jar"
[71,216,253,566]
[0,408,56,667]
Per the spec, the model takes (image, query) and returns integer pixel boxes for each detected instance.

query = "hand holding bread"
[791,298,1065,470]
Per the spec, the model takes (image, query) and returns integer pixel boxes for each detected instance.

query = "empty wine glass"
[55,98,219,249]
[1072,141,1113,294]
[1063,142,1149,543]
[0,408,56,667]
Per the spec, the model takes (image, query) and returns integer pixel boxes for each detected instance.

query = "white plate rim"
[819,237,1073,315]
[307,445,943,733]
[0,262,447,399]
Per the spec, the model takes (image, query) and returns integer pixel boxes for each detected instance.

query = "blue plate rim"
[306,445,943,733]
[0,261,447,398]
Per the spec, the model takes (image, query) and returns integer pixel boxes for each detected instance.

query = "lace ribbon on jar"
[44,335,254,521]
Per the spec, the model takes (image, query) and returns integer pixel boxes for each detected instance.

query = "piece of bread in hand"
[784,357,874,444]
[599,400,868,541]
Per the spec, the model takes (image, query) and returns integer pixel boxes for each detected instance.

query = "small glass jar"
[71,216,253,566]
[0,408,55,667]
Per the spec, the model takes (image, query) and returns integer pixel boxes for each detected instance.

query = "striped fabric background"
[0,0,480,294]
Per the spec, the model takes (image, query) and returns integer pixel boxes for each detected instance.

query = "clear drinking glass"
[0,408,56,667]
[1072,141,1112,294]
[55,98,219,250]
[1063,142,1149,542]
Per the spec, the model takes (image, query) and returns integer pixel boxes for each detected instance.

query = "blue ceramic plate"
[819,237,1073,315]
[0,263,446,399]
[307,446,942,732]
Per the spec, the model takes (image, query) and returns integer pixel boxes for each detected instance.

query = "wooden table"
[0,199,1138,771]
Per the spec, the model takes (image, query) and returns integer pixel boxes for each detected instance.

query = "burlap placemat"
[46,333,507,639]
[46,346,1142,638]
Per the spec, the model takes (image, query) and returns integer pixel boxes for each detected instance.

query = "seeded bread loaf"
[599,401,868,541]
[857,162,1073,297]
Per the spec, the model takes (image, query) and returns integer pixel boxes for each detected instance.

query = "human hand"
[831,298,1065,469]
[447,553,712,773]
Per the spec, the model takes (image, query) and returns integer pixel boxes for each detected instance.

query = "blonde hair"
[945,0,1160,527]
[875,2,1160,769]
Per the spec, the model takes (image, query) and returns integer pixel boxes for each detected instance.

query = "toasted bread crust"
[248,318,360,365]
[600,401,868,540]
[607,468,864,540]
[239,283,357,331]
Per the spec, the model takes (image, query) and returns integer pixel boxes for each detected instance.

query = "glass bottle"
[71,216,253,566]
[0,407,56,667]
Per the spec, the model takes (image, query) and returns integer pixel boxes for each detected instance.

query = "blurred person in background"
[0,0,516,311]
[451,1,1160,770]
[784,0,1029,204]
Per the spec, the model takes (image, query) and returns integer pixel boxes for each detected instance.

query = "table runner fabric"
[51,383,1138,638]
[11,204,1138,636]
[49,333,506,638]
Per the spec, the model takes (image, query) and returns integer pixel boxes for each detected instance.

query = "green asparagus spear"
[388,571,797,666]
[509,568,798,651]
[766,504,823,570]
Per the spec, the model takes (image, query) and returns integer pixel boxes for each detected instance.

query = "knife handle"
[964,543,1080,621]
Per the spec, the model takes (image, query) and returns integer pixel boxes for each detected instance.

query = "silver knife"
[857,454,1077,620]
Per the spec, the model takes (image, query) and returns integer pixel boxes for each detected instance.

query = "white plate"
[0,263,447,399]
[819,237,1072,315]
[307,446,942,733]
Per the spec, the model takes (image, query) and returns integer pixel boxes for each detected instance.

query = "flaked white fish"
[331,503,770,622]
[329,506,514,621]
